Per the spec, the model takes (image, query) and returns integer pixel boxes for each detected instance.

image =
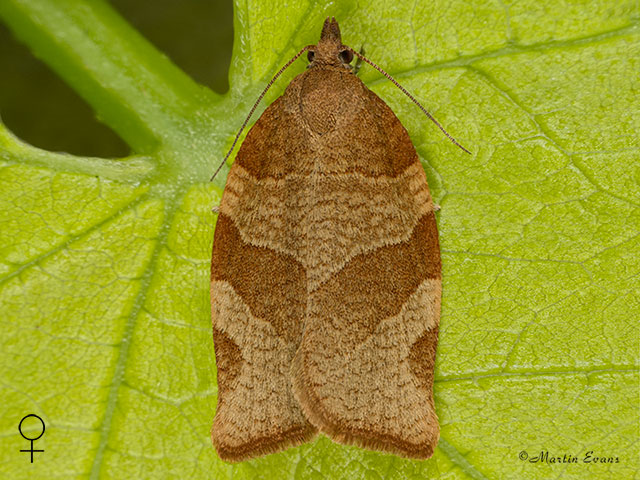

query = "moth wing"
[210,93,316,462]
[290,83,441,459]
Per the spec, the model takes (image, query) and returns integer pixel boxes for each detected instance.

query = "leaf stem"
[0,0,217,154]
[0,121,155,182]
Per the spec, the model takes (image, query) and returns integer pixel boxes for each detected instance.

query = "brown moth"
[210,17,467,463]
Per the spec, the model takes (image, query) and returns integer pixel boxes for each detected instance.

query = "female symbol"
[19,414,45,463]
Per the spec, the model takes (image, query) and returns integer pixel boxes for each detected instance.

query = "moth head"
[307,17,354,70]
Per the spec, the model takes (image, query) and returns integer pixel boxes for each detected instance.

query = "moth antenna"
[210,45,314,182]
[348,48,471,155]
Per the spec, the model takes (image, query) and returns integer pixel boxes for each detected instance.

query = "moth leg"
[353,46,365,75]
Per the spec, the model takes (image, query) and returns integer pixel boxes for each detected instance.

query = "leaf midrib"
[88,192,172,480]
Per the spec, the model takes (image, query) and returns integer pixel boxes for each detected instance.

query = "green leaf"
[1,1,638,479]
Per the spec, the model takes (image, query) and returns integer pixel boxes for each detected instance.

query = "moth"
[210,17,468,462]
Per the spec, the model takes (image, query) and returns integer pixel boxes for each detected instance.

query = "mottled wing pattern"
[211,65,440,461]
[288,69,441,459]
[210,94,317,462]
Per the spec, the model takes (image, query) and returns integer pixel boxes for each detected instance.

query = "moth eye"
[307,50,315,62]
[339,49,354,64]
